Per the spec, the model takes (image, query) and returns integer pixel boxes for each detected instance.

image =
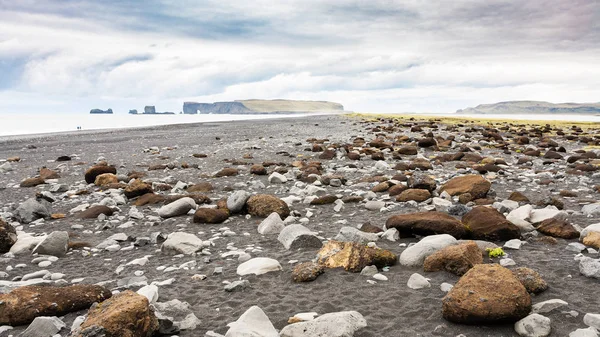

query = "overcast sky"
[0,0,599,114]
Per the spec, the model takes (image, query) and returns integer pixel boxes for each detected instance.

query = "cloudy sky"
[0,0,599,114]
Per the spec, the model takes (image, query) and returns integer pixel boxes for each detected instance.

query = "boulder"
[94,173,118,186]
[225,306,278,337]
[124,180,153,199]
[77,290,158,337]
[237,258,282,276]
[536,218,579,239]
[20,177,45,188]
[462,206,521,241]
[280,311,367,337]
[278,224,322,250]
[227,191,252,213]
[386,211,467,239]
[400,234,457,267]
[15,197,51,224]
[511,267,548,294]
[257,212,285,235]
[423,241,483,276]
[161,232,206,255]
[440,175,491,200]
[75,205,113,219]
[442,264,532,324]
[187,182,213,193]
[0,284,111,325]
[396,189,431,202]
[0,219,17,253]
[292,262,325,282]
[317,240,397,272]
[388,184,408,196]
[193,208,229,224]
[84,165,117,184]
[246,194,290,218]
[158,197,196,218]
[32,231,69,257]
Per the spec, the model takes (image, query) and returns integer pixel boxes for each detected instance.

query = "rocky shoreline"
[1,114,600,336]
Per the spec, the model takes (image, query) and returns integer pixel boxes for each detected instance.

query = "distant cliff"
[183,99,344,114]
[90,108,113,114]
[457,101,600,115]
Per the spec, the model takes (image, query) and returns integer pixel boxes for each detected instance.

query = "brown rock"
[187,182,214,193]
[7,156,20,162]
[292,262,325,282]
[51,213,66,219]
[215,167,239,177]
[310,195,338,205]
[246,194,290,218]
[127,171,146,180]
[417,137,437,148]
[95,173,118,186]
[511,267,548,294]
[0,284,112,326]
[77,290,158,337]
[192,153,207,158]
[423,241,483,276]
[583,231,600,249]
[75,205,114,219]
[124,179,153,199]
[85,165,117,184]
[317,240,397,272]
[341,195,364,203]
[408,174,436,192]
[20,177,45,187]
[40,167,60,179]
[396,189,431,202]
[318,149,336,160]
[250,164,267,175]
[0,219,17,253]
[535,218,579,239]
[559,190,578,197]
[442,264,531,324]
[508,191,530,203]
[132,193,165,206]
[409,158,432,170]
[440,175,491,200]
[372,181,391,193]
[397,146,418,155]
[193,208,229,224]
[385,211,467,239]
[458,193,474,204]
[359,222,383,233]
[387,184,408,196]
[462,207,521,241]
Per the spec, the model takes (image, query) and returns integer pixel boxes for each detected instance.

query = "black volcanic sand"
[1,114,600,336]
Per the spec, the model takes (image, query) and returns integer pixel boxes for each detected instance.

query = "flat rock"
[462,206,521,241]
[225,306,278,337]
[20,316,65,337]
[246,194,290,218]
[161,232,206,255]
[423,241,483,276]
[237,258,282,276]
[280,311,367,337]
[334,226,379,244]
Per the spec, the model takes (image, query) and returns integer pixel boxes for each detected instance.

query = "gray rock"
[225,280,250,292]
[514,313,551,337]
[365,200,385,211]
[20,316,65,337]
[257,212,285,235]
[32,231,69,257]
[360,265,378,277]
[569,327,599,337]
[504,239,523,250]
[531,299,568,314]
[277,224,322,250]
[279,311,367,337]
[227,191,252,213]
[568,242,588,253]
[585,313,600,330]
[400,234,457,267]
[407,273,430,289]
[158,197,196,218]
[582,204,600,216]
[334,226,379,244]
[153,299,201,331]
[448,204,471,217]
[579,257,600,279]
[161,232,206,255]
[225,306,278,337]
[15,198,51,224]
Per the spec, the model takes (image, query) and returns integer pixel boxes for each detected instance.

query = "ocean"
[1,112,599,137]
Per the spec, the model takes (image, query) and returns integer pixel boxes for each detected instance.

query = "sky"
[0,0,599,114]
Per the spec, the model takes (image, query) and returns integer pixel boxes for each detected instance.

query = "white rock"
[227,191,252,213]
[158,197,196,218]
[268,172,288,184]
[365,200,385,211]
[161,232,206,255]
[440,282,453,292]
[400,234,457,267]
[507,205,535,232]
[137,284,159,304]
[500,258,516,266]
[277,224,322,250]
[20,316,65,337]
[569,327,600,337]
[529,207,564,224]
[279,311,367,337]
[584,313,600,330]
[582,204,600,216]
[334,226,379,244]
[581,223,600,240]
[504,239,523,250]
[407,273,430,289]
[579,257,600,279]
[257,212,285,235]
[237,258,282,276]
[373,273,388,281]
[514,313,551,337]
[225,306,278,337]
[380,228,399,242]
[374,161,390,170]
[10,233,47,255]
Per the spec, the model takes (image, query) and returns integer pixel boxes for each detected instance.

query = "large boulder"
[246,194,290,218]
[317,240,397,272]
[158,197,196,218]
[277,224,322,250]
[462,206,521,241]
[0,219,17,253]
[161,232,206,255]
[385,212,467,239]
[442,264,532,324]
[440,175,491,200]
[75,205,113,219]
[124,179,153,199]
[423,241,483,276]
[535,218,579,239]
[76,290,158,337]
[400,234,457,267]
[15,197,51,224]
[85,164,117,184]
[0,284,111,325]
[193,208,229,224]
[32,231,69,257]
[280,311,367,337]
[225,306,278,337]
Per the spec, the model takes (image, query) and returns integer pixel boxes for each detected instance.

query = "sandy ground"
[1,114,599,336]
